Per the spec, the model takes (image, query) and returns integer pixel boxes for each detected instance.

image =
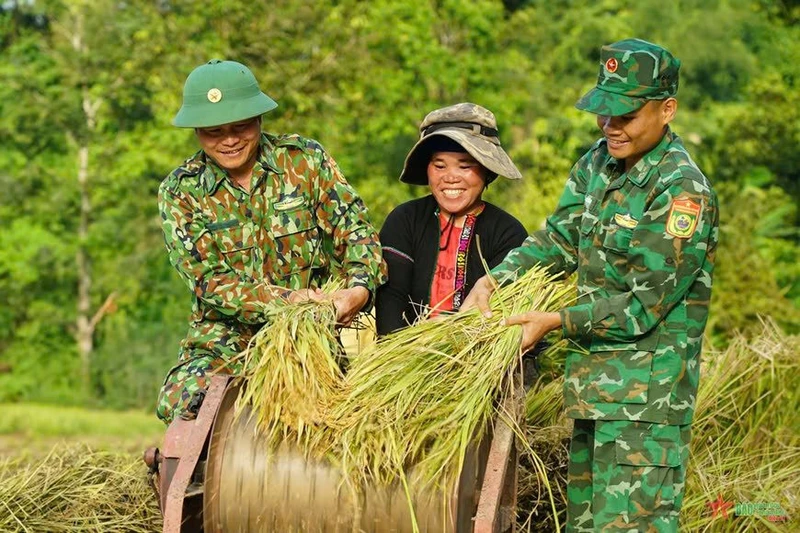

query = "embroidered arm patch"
[665,198,700,238]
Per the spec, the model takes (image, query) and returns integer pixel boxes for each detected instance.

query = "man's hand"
[286,288,325,304]
[461,275,497,318]
[331,286,370,326]
[504,311,562,354]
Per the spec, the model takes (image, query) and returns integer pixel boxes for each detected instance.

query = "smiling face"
[596,98,677,171]
[195,117,262,182]
[427,151,487,219]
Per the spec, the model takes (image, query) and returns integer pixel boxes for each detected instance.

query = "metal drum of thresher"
[203,380,487,533]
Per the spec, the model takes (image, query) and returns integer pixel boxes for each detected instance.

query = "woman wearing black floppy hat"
[375,103,528,336]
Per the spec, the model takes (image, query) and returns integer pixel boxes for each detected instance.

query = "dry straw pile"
[0,446,159,532]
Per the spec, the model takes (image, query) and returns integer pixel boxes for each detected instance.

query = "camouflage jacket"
[493,129,719,425]
[159,133,387,360]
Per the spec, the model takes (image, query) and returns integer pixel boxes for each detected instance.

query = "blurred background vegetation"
[0,0,797,411]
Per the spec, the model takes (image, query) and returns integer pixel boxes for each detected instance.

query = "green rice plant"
[0,404,163,441]
[524,378,565,431]
[516,374,570,532]
[0,446,160,532]
[5,318,796,533]
[0,403,164,459]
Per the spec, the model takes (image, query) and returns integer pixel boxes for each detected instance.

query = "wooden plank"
[472,418,515,533]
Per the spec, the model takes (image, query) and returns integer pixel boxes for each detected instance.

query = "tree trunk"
[76,140,92,391]
[72,10,99,395]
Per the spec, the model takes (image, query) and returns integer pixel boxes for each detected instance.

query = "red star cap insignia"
[605,57,618,73]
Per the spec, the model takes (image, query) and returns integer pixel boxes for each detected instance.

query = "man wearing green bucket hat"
[464,39,719,531]
[156,60,387,424]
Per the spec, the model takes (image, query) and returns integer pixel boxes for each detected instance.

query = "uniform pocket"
[579,210,599,237]
[602,226,633,253]
[208,220,254,271]
[269,206,321,277]
[615,425,684,523]
[615,426,682,467]
[569,342,654,404]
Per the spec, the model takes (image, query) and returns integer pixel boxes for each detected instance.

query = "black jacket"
[376,195,528,335]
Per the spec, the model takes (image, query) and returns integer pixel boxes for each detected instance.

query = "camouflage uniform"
[492,40,719,531]
[156,133,387,423]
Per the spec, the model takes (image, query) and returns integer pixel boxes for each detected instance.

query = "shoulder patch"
[173,160,203,180]
[161,155,205,193]
[666,198,701,238]
[273,133,310,151]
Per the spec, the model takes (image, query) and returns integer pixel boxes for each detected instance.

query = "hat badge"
[207,88,223,103]
[605,57,618,73]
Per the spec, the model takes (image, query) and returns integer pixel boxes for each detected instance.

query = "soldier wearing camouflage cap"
[376,103,527,335]
[156,60,387,424]
[464,39,719,531]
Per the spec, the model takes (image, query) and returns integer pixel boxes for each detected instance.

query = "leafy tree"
[709,182,800,338]
[0,0,797,409]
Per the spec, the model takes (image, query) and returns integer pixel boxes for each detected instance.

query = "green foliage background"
[0,0,797,410]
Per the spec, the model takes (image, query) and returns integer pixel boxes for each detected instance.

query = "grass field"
[0,403,164,459]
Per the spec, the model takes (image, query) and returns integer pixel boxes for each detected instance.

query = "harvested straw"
[229,266,572,498]
[232,289,345,451]
[0,445,160,532]
[682,319,799,531]
[333,266,573,496]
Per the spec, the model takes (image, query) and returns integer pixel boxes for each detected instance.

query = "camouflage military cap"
[575,38,681,117]
[399,103,522,185]
[173,60,278,128]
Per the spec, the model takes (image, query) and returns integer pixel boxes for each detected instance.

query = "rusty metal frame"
[162,375,231,533]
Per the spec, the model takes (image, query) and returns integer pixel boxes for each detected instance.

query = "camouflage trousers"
[566,419,691,532]
[156,351,242,424]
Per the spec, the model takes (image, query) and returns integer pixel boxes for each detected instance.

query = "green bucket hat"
[173,60,278,128]
[575,38,681,117]
[399,103,522,185]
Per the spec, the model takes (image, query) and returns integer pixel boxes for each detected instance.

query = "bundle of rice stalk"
[232,283,346,452]
[515,336,578,531]
[0,445,160,532]
[525,377,565,430]
[332,266,573,496]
